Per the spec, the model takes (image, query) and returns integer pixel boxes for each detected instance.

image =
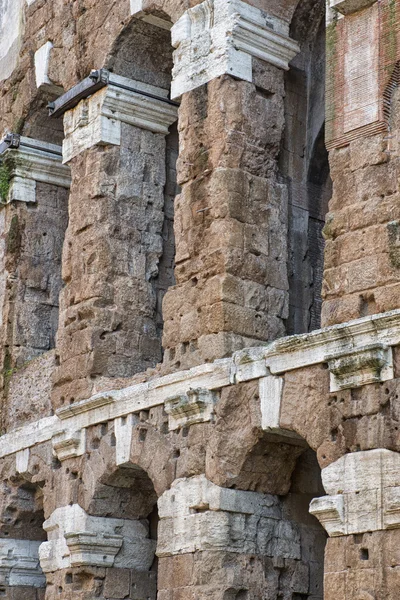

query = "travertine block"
[39,504,155,573]
[62,74,178,162]
[0,136,70,204]
[171,0,299,98]
[0,539,45,588]
[157,475,300,558]
[310,449,400,536]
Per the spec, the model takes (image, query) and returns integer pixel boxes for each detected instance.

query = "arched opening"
[280,0,332,335]
[0,477,46,595]
[105,18,178,355]
[0,87,69,430]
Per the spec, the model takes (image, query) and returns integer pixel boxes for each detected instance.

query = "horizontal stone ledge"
[0,135,71,204]
[1,309,400,460]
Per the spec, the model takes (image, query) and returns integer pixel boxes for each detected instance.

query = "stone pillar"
[52,73,178,409]
[39,504,157,600]
[161,0,300,369]
[0,134,70,428]
[322,0,400,326]
[157,475,320,599]
[0,538,45,599]
[310,449,400,599]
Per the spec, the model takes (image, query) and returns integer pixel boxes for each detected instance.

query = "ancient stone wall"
[0,0,400,599]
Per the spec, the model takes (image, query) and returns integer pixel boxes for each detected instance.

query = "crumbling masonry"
[0,0,399,598]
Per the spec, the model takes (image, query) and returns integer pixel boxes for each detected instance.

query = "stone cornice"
[1,309,400,461]
[329,0,377,15]
[170,0,299,99]
[0,135,71,204]
[62,73,178,163]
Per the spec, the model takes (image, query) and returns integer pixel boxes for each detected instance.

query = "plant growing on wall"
[0,161,11,203]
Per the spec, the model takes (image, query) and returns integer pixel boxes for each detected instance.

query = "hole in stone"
[65,573,73,584]
[360,548,369,561]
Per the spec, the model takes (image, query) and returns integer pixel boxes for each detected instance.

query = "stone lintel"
[164,388,218,430]
[62,73,178,163]
[171,0,299,99]
[309,449,400,536]
[329,0,377,15]
[130,0,172,30]
[0,135,70,204]
[1,310,400,462]
[157,475,300,558]
[39,504,156,573]
[0,539,45,588]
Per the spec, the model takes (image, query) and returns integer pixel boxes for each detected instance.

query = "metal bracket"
[0,133,21,155]
[48,69,110,119]
[48,68,179,119]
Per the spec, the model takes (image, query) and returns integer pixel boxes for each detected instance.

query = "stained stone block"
[171,0,299,98]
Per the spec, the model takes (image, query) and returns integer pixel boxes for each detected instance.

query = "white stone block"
[62,73,178,163]
[157,475,300,558]
[171,0,299,99]
[311,450,400,536]
[259,374,283,430]
[0,539,45,588]
[39,504,155,573]
[15,448,30,475]
[0,0,25,82]
[34,41,63,94]
[115,413,138,466]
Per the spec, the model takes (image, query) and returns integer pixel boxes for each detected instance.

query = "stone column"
[0,134,70,429]
[310,449,400,599]
[157,475,320,599]
[52,73,178,409]
[39,504,157,600]
[322,0,400,326]
[161,0,300,369]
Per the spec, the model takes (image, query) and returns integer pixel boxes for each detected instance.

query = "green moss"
[0,163,11,203]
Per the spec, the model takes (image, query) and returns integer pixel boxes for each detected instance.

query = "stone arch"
[0,455,48,597]
[52,8,179,408]
[280,0,332,335]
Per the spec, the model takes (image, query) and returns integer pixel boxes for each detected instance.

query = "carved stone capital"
[0,135,70,204]
[39,504,155,573]
[309,449,400,536]
[327,344,393,392]
[62,73,178,163]
[52,429,86,461]
[171,0,299,98]
[0,539,45,588]
[164,388,218,430]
